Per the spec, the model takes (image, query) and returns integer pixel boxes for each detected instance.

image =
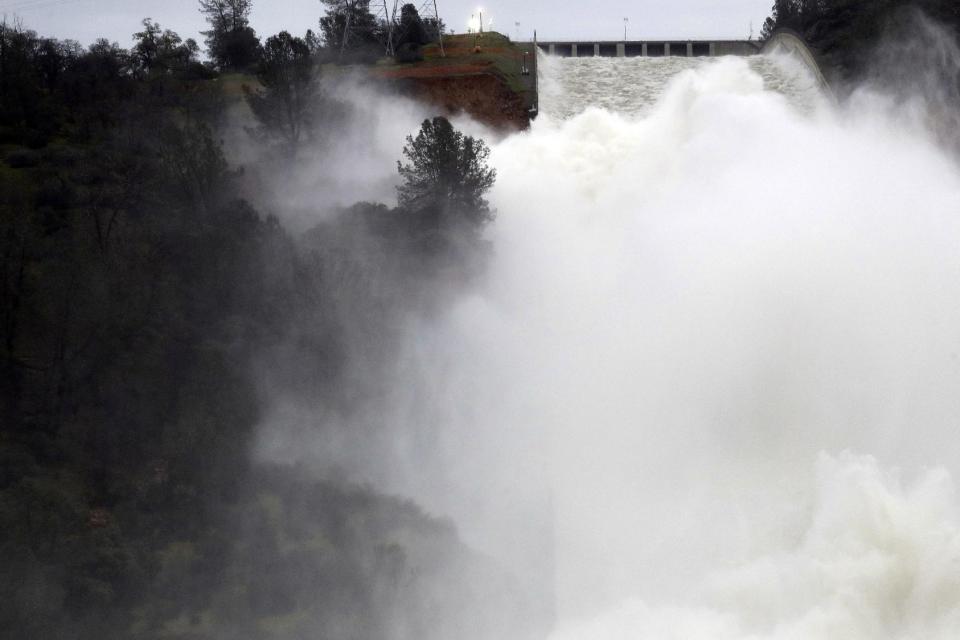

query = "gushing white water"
[257,48,960,638]
[537,53,823,119]
[417,53,960,637]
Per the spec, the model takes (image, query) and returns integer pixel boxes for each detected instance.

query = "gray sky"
[0,0,771,47]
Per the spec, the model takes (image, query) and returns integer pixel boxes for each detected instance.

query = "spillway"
[536,53,823,120]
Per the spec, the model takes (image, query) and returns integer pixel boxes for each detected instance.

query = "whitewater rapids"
[432,52,960,638]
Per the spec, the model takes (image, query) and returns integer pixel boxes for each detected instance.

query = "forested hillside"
[0,4,538,638]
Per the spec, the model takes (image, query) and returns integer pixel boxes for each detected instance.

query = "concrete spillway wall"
[529,31,832,109]
[536,40,761,58]
[760,29,832,95]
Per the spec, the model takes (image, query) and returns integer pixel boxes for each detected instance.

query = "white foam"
[436,54,960,635]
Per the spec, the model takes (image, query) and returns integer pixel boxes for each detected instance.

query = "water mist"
[404,50,960,638]
[258,34,960,640]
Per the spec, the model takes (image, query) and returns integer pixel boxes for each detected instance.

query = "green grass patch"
[216,72,260,99]
[396,31,537,109]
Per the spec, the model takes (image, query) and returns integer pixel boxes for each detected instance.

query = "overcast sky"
[1,0,772,47]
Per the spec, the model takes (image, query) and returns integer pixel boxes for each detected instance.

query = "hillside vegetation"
[762,0,960,81]
[0,6,541,638]
[373,31,538,130]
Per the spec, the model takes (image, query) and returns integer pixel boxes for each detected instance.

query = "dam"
[534,40,760,58]
[516,31,830,117]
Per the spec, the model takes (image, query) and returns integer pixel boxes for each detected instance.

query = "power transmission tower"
[375,0,399,56]
[330,0,370,59]
[333,0,353,59]
[417,0,445,57]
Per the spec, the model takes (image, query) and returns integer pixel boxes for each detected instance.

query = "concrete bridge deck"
[534,40,761,58]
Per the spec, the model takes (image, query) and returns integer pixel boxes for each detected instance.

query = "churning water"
[536,54,823,119]
[414,52,960,638]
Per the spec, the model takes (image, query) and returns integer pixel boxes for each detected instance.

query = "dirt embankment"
[384,71,531,131]
[371,33,537,132]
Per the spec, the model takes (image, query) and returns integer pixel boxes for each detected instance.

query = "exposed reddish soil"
[375,62,494,78]
[373,70,531,131]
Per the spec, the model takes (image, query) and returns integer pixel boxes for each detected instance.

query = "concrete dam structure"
[760,29,832,94]
[535,40,761,58]
[523,31,830,114]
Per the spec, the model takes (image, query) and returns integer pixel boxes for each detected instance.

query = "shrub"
[395,42,423,63]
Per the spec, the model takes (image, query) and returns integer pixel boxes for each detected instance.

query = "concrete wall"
[712,41,761,56]
[535,40,761,58]
[760,30,832,95]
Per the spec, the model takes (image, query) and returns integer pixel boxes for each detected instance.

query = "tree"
[397,4,428,49]
[396,117,497,229]
[319,0,380,60]
[199,0,260,70]
[304,28,323,57]
[199,0,252,33]
[0,21,44,135]
[58,40,135,139]
[131,19,199,76]
[762,0,796,39]
[758,0,960,80]
[243,31,316,154]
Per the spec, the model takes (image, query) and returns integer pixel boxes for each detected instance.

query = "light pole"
[624,17,629,42]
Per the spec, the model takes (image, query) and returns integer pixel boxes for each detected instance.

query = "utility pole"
[434,0,445,57]
[624,16,628,41]
[533,30,538,115]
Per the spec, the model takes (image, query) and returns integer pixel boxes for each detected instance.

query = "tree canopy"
[243,31,317,154]
[397,116,497,229]
[131,18,200,77]
[397,4,429,49]
[0,14,525,640]
[199,0,260,70]
[761,0,960,79]
[319,0,381,60]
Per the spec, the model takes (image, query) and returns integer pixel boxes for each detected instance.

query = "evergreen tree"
[319,0,380,60]
[131,19,199,76]
[397,117,497,229]
[0,16,557,640]
[304,28,322,57]
[243,31,316,154]
[198,0,260,70]
[397,3,428,49]
[762,0,797,39]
